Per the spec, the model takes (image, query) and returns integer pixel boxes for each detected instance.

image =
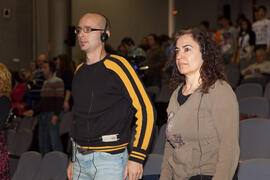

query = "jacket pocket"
[169,145,193,179]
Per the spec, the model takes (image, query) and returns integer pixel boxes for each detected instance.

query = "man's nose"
[78,30,86,38]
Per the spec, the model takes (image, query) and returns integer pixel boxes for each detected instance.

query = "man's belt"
[76,147,95,155]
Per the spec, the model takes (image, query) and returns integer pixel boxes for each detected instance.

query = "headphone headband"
[101,18,108,43]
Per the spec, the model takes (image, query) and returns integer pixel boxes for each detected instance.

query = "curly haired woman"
[0,63,12,179]
[160,28,239,180]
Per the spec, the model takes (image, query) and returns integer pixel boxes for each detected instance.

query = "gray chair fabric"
[59,111,73,135]
[151,124,166,154]
[148,126,158,154]
[235,83,263,100]
[239,118,270,160]
[143,154,163,176]
[238,97,269,118]
[8,130,32,156]
[7,130,17,154]
[34,151,68,180]
[155,72,172,103]
[9,158,19,179]
[17,117,36,132]
[12,151,42,180]
[16,131,33,155]
[226,64,240,89]
[238,159,270,180]
[264,82,270,101]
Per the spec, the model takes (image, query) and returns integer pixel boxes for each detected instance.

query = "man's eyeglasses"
[74,27,104,34]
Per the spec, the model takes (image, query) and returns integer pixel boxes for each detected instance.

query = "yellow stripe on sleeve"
[110,55,154,150]
[74,63,83,74]
[130,154,145,161]
[104,60,143,147]
[131,151,147,158]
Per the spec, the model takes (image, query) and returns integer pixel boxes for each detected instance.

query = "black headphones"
[199,32,206,61]
[100,18,108,43]
[201,43,205,60]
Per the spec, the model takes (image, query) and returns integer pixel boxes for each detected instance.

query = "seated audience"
[241,48,270,86]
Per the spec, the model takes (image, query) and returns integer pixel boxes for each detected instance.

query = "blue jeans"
[38,112,63,154]
[73,148,128,180]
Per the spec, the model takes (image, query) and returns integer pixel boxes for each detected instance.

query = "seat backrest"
[151,124,166,154]
[240,118,270,160]
[14,131,33,156]
[238,159,270,180]
[59,112,73,135]
[238,97,269,118]
[143,154,163,176]
[264,82,270,101]
[12,151,42,180]
[226,65,240,89]
[147,125,158,154]
[34,151,68,180]
[17,117,36,132]
[235,83,263,100]
[7,131,17,155]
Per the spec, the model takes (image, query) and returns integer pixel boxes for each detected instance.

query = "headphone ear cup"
[101,32,108,43]
[201,44,205,61]
[202,53,205,61]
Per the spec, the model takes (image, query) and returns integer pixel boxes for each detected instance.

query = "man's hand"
[51,115,58,125]
[123,160,143,180]
[254,68,261,73]
[67,161,73,180]
[63,101,70,111]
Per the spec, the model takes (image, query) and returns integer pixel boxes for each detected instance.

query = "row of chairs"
[142,157,270,180]
[7,111,73,155]
[238,158,270,180]
[239,118,270,160]
[14,151,161,180]
[239,96,269,118]
[7,113,73,177]
[235,82,270,100]
[12,151,68,180]
[234,82,270,119]
[11,118,269,179]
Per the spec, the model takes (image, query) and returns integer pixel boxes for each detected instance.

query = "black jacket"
[71,54,156,164]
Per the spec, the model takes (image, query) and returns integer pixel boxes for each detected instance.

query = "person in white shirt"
[241,48,270,85]
[252,5,270,54]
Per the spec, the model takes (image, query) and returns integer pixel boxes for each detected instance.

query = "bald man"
[37,54,47,69]
[67,13,156,180]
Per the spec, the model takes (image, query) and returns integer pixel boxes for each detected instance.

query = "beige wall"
[175,0,219,31]
[2,0,269,69]
[0,0,33,71]
[71,0,168,63]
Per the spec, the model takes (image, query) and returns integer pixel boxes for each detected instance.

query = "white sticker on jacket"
[102,134,119,142]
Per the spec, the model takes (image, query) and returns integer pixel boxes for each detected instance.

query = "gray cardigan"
[160,80,240,180]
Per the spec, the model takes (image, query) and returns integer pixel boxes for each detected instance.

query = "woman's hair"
[55,54,74,77]
[239,18,253,35]
[0,63,12,97]
[169,28,227,93]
